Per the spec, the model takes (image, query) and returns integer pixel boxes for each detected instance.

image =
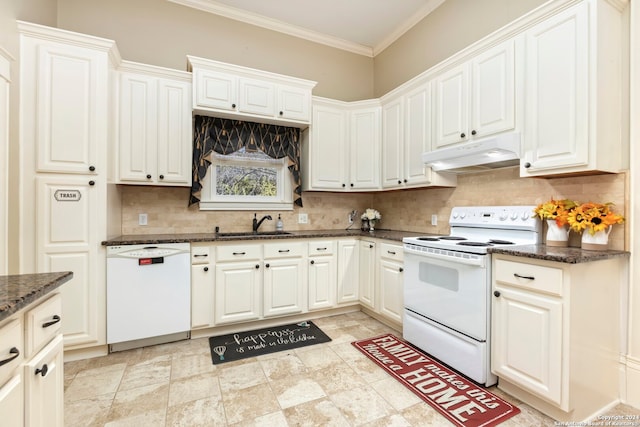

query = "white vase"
[581,226,612,250]
[369,220,375,232]
[546,219,569,247]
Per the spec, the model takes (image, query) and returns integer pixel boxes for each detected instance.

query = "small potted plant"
[533,198,578,247]
[361,208,381,232]
[567,202,624,250]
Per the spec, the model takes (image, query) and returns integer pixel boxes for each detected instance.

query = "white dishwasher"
[106,242,191,352]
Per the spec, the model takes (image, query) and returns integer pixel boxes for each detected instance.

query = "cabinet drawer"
[380,243,403,262]
[191,245,212,264]
[308,240,335,256]
[0,319,23,385]
[264,241,303,258]
[25,293,62,357]
[217,244,262,262]
[494,258,563,296]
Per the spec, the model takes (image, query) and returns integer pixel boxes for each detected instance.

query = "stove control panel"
[450,206,540,231]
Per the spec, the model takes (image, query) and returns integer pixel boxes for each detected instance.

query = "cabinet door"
[118,72,157,183]
[24,335,64,427]
[522,3,588,172]
[379,259,404,324]
[0,374,23,427]
[381,98,404,188]
[191,264,215,329]
[33,42,108,174]
[308,104,347,190]
[308,256,336,310]
[471,40,515,139]
[404,83,432,186]
[193,69,237,111]
[349,107,380,190]
[358,241,376,309]
[157,78,192,185]
[215,262,262,324]
[337,240,359,304]
[277,85,310,122]
[492,284,563,405]
[263,258,305,317]
[433,63,469,148]
[238,77,274,116]
[0,52,9,275]
[36,176,104,348]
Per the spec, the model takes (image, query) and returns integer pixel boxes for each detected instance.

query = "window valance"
[189,115,303,207]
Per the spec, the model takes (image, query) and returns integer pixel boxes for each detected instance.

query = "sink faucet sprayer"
[253,213,272,233]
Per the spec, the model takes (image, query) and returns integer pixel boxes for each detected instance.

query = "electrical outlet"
[298,213,308,224]
[431,214,437,226]
[139,213,148,226]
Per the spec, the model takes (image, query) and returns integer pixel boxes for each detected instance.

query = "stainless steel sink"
[216,231,293,238]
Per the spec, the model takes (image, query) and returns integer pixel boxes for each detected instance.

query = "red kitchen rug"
[352,334,520,427]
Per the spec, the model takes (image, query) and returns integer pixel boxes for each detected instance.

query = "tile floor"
[64,311,636,426]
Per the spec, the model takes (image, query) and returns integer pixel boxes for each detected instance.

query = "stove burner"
[439,236,467,241]
[488,239,515,245]
[457,241,491,247]
[417,237,440,241]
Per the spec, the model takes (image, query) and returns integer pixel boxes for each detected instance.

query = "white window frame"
[199,149,294,211]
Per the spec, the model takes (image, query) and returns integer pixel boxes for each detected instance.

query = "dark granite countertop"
[0,271,73,322]
[102,230,630,264]
[489,245,630,264]
[102,229,422,246]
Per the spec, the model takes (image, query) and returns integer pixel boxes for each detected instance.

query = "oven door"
[403,248,490,341]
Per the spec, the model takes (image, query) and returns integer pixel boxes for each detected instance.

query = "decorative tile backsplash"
[120,167,627,250]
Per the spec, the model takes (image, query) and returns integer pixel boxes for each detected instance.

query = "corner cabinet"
[491,254,626,422]
[187,55,316,127]
[19,21,116,351]
[302,97,380,191]
[520,0,626,176]
[116,61,192,186]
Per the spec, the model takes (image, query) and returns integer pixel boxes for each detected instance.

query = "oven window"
[419,262,459,292]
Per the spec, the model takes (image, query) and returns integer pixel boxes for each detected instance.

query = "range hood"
[422,133,521,173]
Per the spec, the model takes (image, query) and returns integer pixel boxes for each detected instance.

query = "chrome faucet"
[252,213,272,232]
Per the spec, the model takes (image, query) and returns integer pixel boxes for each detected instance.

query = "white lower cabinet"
[377,243,404,325]
[358,240,376,309]
[263,242,305,317]
[0,292,63,427]
[190,244,215,329]
[337,239,359,304]
[307,241,337,311]
[491,254,625,422]
[215,244,262,324]
[24,335,64,427]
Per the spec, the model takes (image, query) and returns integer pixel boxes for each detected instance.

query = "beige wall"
[55,0,374,101]
[121,167,628,252]
[373,0,547,96]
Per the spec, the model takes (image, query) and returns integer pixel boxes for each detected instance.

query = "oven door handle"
[403,246,486,267]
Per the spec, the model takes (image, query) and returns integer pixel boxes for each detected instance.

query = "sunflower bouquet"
[567,202,625,235]
[533,198,578,227]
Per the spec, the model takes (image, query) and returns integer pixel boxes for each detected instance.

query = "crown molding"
[168,0,375,57]
[372,0,447,56]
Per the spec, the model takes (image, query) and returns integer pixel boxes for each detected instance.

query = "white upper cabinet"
[520,0,625,176]
[381,85,457,190]
[433,39,515,149]
[188,56,316,127]
[117,61,192,186]
[302,97,380,191]
[22,32,110,175]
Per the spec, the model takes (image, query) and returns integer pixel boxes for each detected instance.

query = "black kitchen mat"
[208,320,331,364]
